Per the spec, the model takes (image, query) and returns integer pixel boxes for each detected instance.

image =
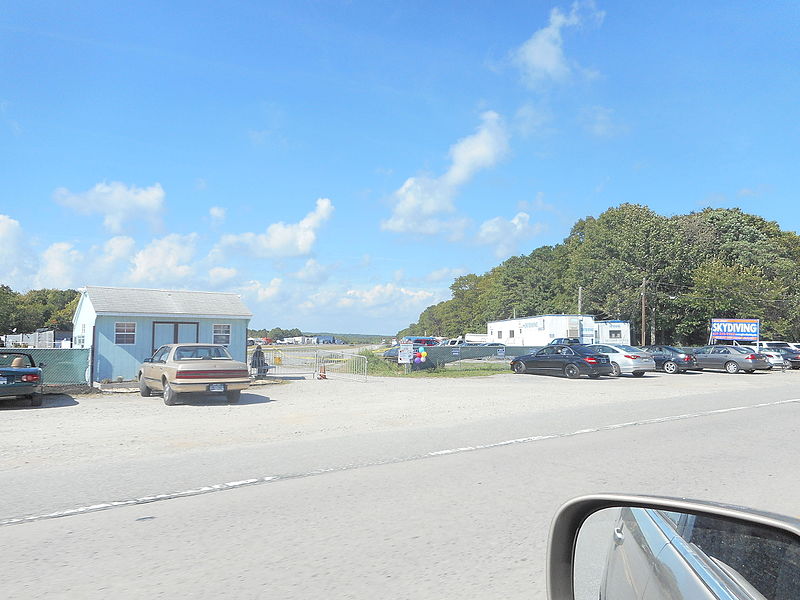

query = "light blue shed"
[72,286,252,382]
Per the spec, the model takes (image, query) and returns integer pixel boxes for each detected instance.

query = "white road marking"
[2,398,798,527]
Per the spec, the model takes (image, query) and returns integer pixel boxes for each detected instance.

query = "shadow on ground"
[167,392,275,406]
[0,394,79,410]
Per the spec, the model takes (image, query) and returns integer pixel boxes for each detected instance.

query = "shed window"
[509,330,515,339]
[213,324,231,345]
[115,322,136,345]
[497,331,503,339]
[609,330,622,339]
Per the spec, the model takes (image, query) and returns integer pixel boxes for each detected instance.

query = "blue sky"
[2,1,798,334]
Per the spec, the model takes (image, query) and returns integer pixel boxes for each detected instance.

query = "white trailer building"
[486,315,631,346]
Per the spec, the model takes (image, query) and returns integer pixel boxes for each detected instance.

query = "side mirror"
[143,358,153,363]
[549,494,800,599]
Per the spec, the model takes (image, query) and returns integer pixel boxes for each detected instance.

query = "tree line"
[247,327,304,341]
[0,286,79,335]
[399,205,800,345]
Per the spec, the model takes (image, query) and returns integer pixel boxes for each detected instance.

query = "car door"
[144,346,170,390]
[648,346,666,369]
[527,347,555,372]
[693,347,714,369]
[709,346,732,369]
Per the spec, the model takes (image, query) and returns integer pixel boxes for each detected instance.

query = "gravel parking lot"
[2,368,796,472]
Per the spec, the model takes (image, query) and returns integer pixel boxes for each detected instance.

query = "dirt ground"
[1,369,797,471]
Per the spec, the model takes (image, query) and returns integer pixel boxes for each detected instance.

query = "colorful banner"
[710,318,760,341]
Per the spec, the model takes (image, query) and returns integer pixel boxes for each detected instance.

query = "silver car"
[598,506,800,599]
[694,345,772,373]
[585,344,656,377]
[739,345,786,370]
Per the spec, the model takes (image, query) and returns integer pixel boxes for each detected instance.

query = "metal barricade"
[258,348,367,381]
[315,349,367,382]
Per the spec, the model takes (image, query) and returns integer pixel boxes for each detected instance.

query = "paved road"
[2,372,799,598]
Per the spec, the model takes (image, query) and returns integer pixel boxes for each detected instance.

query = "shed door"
[152,322,199,353]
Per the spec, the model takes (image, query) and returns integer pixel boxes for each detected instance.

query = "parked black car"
[547,338,581,345]
[774,347,800,369]
[640,345,698,374]
[510,344,613,379]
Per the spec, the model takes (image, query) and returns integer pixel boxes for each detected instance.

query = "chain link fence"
[1,348,91,385]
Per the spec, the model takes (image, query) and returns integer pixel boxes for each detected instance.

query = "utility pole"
[578,286,583,314]
[641,277,647,346]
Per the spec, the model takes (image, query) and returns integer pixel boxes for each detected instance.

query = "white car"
[585,344,656,377]
[738,345,786,369]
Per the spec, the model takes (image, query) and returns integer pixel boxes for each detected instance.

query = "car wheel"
[163,380,178,405]
[663,360,678,374]
[724,361,740,374]
[632,371,645,377]
[512,362,526,374]
[138,374,152,397]
[610,362,622,377]
[29,394,42,407]
[226,390,241,403]
[564,364,580,379]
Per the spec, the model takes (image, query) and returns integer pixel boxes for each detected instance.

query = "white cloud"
[337,283,435,310]
[512,1,604,89]
[426,267,467,282]
[217,198,334,258]
[209,206,226,224]
[92,236,136,274]
[128,233,197,283]
[0,215,34,288]
[243,278,283,302]
[208,266,238,282]
[477,212,544,258]
[294,259,328,283]
[581,105,625,137]
[34,242,83,288]
[382,111,509,235]
[53,181,165,233]
[517,192,557,213]
[514,103,552,137]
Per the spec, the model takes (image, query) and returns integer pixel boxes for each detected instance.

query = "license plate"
[209,383,225,392]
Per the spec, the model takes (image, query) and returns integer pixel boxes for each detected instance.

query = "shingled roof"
[83,286,252,318]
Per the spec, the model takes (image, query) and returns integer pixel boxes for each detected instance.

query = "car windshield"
[174,346,232,360]
[729,346,753,355]
[0,353,34,368]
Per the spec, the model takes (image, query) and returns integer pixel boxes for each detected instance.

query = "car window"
[589,345,614,353]
[536,347,556,356]
[614,344,643,353]
[712,347,730,354]
[0,353,34,368]
[152,346,169,362]
[174,346,233,360]
[559,347,574,355]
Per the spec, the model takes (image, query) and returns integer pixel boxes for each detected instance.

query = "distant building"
[486,315,631,346]
[72,286,252,382]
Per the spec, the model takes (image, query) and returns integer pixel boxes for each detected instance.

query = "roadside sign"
[398,342,414,364]
[710,318,760,341]
[496,347,505,357]
[451,347,460,356]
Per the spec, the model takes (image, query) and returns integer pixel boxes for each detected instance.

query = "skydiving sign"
[710,318,760,341]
